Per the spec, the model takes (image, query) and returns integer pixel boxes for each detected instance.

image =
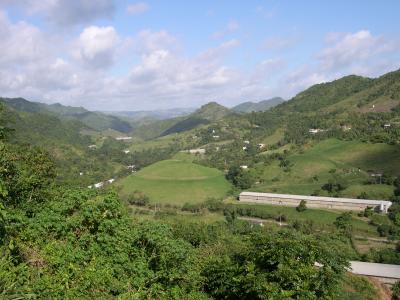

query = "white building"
[309,128,324,134]
[94,182,104,188]
[107,179,115,184]
[242,146,247,150]
[240,165,248,169]
[188,148,206,154]
[123,150,130,154]
[244,140,250,144]
[212,135,220,139]
[349,261,400,285]
[88,145,97,149]
[116,137,132,141]
[239,192,392,213]
[258,143,265,149]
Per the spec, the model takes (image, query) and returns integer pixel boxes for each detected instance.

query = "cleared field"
[117,158,231,205]
[254,139,398,199]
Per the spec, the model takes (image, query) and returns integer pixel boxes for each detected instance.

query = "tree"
[296,200,307,212]
[334,212,353,236]
[226,166,254,189]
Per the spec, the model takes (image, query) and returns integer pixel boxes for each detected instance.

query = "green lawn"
[254,139,398,199]
[117,158,231,205]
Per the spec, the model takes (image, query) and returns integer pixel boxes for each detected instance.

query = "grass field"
[117,156,231,205]
[254,139,398,199]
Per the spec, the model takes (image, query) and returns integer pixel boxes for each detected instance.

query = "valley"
[1,69,400,299]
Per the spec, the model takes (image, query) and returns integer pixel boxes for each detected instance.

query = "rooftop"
[350,261,400,279]
[240,192,392,206]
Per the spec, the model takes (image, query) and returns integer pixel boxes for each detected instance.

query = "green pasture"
[117,157,231,204]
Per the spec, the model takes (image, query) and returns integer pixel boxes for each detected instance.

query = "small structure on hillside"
[107,179,115,184]
[123,150,130,154]
[88,144,97,149]
[309,128,324,134]
[383,124,391,129]
[187,148,206,154]
[242,146,247,150]
[240,165,248,169]
[116,136,132,141]
[239,192,392,213]
[258,143,265,149]
[341,125,352,131]
[244,140,250,144]
[212,135,220,139]
[94,182,104,188]
[127,165,136,169]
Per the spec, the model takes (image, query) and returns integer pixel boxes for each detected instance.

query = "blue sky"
[0,0,399,110]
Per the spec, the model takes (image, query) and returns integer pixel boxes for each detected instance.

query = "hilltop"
[273,69,400,114]
[161,102,232,136]
[232,97,285,113]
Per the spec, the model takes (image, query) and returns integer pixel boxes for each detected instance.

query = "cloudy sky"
[0,0,399,111]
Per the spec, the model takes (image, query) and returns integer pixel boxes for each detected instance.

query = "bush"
[296,200,307,212]
[393,281,400,300]
[182,202,203,213]
[127,190,150,206]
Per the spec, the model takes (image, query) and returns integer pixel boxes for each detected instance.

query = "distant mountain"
[0,97,132,133]
[232,97,285,113]
[161,102,232,136]
[103,107,195,122]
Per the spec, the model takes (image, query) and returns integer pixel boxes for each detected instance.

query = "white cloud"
[277,30,400,98]
[212,20,239,39]
[127,2,149,15]
[317,30,393,71]
[77,26,119,69]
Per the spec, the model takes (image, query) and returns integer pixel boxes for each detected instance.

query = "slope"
[232,97,285,113]
[0,97,132,133]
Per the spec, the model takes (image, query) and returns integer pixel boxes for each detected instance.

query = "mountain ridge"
[232,97,285,113]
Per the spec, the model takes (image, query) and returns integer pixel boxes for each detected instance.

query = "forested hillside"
[0,97,133,133]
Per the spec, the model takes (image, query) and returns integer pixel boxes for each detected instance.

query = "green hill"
[232,97,285,113]
[117,155,232,204]
[272,70,400,114]
[0,97,132,133]
[161,102,232,136]
[254,139,398,199]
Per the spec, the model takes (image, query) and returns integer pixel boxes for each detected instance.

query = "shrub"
[127,190,150,206]
[296,200,307,212]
